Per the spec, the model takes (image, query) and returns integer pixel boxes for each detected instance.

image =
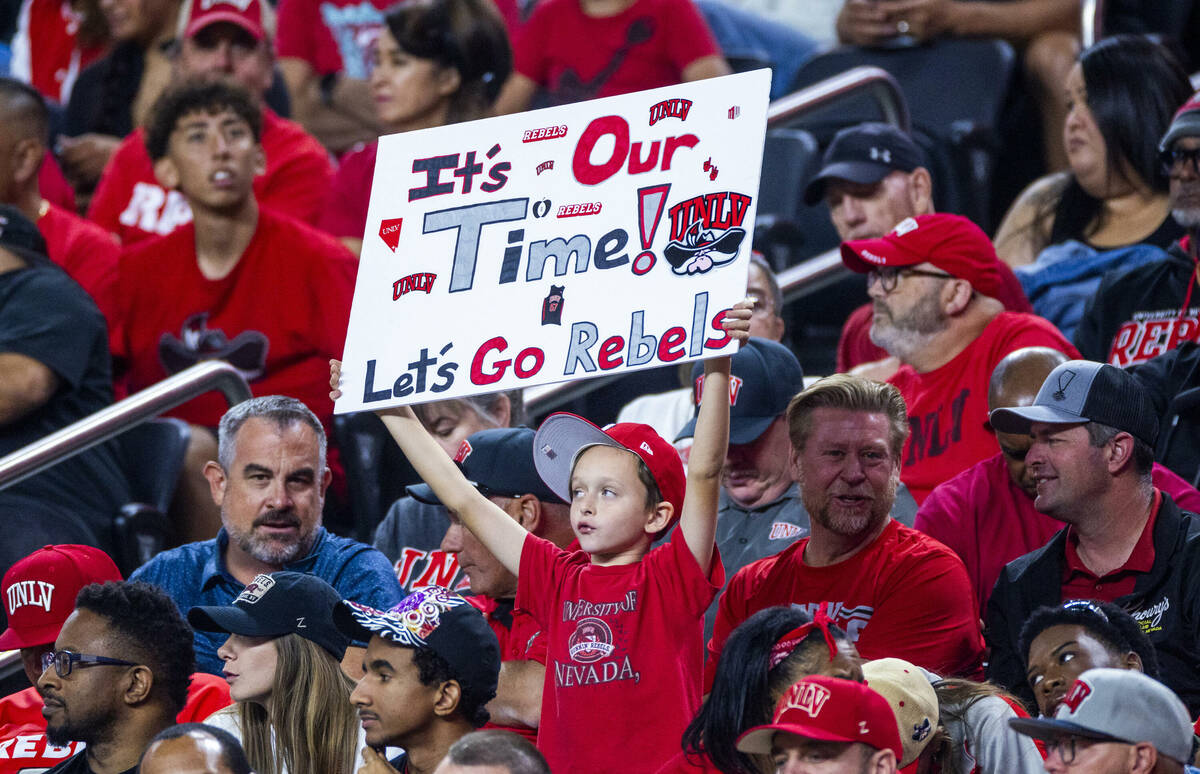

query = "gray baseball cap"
[988,360,1159,447]
[1008,668,1193,764]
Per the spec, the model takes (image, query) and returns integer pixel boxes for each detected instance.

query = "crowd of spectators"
[2,0,1200,772]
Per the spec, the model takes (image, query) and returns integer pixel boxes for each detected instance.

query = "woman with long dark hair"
[995,35,1194,268]
[319,0,512,256]
[670,605,861,774]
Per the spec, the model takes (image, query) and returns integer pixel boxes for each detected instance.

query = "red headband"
[768,602,838,670]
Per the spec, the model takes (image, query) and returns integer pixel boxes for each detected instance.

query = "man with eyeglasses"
[35,580,201,774]
[839,212,1076,504]
[1009,668,1196,774]
[0,546,229,774]
[1076,91,1200,368]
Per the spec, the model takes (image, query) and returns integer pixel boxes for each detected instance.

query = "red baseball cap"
[184,0,266,42]
[840,212,1007,301]
[737,676,904,758]
[0,545,122,649]
[533,413,686,530]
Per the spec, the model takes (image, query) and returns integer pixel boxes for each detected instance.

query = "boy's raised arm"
[330,361,528,574]
[678,303,752,574]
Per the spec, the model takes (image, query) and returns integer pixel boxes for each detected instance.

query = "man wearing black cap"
[0,205,131,604]
[985,359,1200,717]
[805,123,1032,378]
[335,587,501,774]
[411,426,573,738]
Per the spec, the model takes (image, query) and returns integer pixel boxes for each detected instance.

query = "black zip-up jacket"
[1129,340,1200,488]
[985,494,1200,716]
[1075,238,1197,366]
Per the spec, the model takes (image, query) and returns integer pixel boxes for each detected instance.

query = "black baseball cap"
[803,123,925,206]
[334,587,500,701]
[188,571,350,660]
[676,338,804,444]
[0,205,51,266]
[989,360,1159,447]
[406,426,566,506]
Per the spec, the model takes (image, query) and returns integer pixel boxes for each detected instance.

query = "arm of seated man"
[0,352,59,426]
[487,658,544,729]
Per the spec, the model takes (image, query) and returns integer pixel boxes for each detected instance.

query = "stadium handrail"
[0,361,252,492]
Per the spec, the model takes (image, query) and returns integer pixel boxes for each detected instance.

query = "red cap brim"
[840,235,923,273]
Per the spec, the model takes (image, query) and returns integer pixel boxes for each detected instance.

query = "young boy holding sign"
[331,302,751,772]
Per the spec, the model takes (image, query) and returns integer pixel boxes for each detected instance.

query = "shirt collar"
[1064,489,1162,577]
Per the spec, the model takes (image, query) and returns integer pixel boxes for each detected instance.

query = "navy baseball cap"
[989,360,1159,447]
[334,587,500,701]
[803,123,925,206]
[188,571,350,660]
[676,338,805,445]
[406,426,566,506]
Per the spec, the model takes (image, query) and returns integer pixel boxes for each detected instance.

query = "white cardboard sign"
[336,69,770,414]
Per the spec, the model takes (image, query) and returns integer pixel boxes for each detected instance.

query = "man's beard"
[1171,206,1200,230]
[43,697,115,747]
[799,469,898,539]
[869,288,947,362]
[226,509,316,565]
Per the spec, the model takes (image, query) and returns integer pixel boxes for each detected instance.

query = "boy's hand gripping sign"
[336,70,770,413]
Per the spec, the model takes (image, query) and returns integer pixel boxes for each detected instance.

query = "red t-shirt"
[87,111,333,245]
[707,520,984,691]
[916,455,1200,613]
[38,201,119,322]
[468,594,547,744]
[517,531,723,774]
[1061,490,1161,602]
[10,0,105,103]
[275,0,391,78]
[887,312,1078,504]
[514,0,720,104]
[319,140,376,240]
[0,673,230,774]
[111,208,356,430]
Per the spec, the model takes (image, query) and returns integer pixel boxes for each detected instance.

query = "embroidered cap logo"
[1053,369,1077,401]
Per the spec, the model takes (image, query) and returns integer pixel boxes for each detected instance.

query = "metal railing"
[767,65,909,133]
[0,361,252,491]
[525,67,906,416]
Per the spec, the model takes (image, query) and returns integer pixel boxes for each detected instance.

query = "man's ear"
[123,664,154,705]
[12,139,45,186]
[319,466,333,499]
[252,144,266,177]
[515,494,541,532]
[1128,742,1156,774]
[433,679,462,718]
[203,461,229,508]
[153,156,180,190]
[1105,432,1136,474]
[942,278,974,316]
[908,167,934,214]
[867,747,896,774]
[1122,650,1144,673]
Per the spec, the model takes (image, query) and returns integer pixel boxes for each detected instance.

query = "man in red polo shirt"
[916,346,1200,614]
[986,359,1200,717]
[87,0,332,245]
[839,212,1077,503]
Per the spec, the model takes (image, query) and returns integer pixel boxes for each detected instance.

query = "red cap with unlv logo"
[184,0,267,42]
[0,545,122,649]
[840,212,1007,301]
[736,676,904,758]
[533,412,686,529]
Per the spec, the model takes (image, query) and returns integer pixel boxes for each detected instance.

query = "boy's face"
[350,638,441,748]
[569,446,665,565]
[154,106,264,213]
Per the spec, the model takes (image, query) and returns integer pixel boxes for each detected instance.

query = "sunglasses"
[1160,146,1200,175]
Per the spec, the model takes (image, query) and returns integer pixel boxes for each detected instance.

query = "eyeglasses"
[41,649,137,678]
[866,266,956,293]
[1045,735,1108,765]
[1061,599,1109,623]
[1161,146,1200,175]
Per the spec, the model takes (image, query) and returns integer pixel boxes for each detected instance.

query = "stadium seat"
[333,412,418,543]
[111,418,191,574]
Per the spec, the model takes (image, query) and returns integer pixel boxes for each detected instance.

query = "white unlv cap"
[1008,668,1193,763]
